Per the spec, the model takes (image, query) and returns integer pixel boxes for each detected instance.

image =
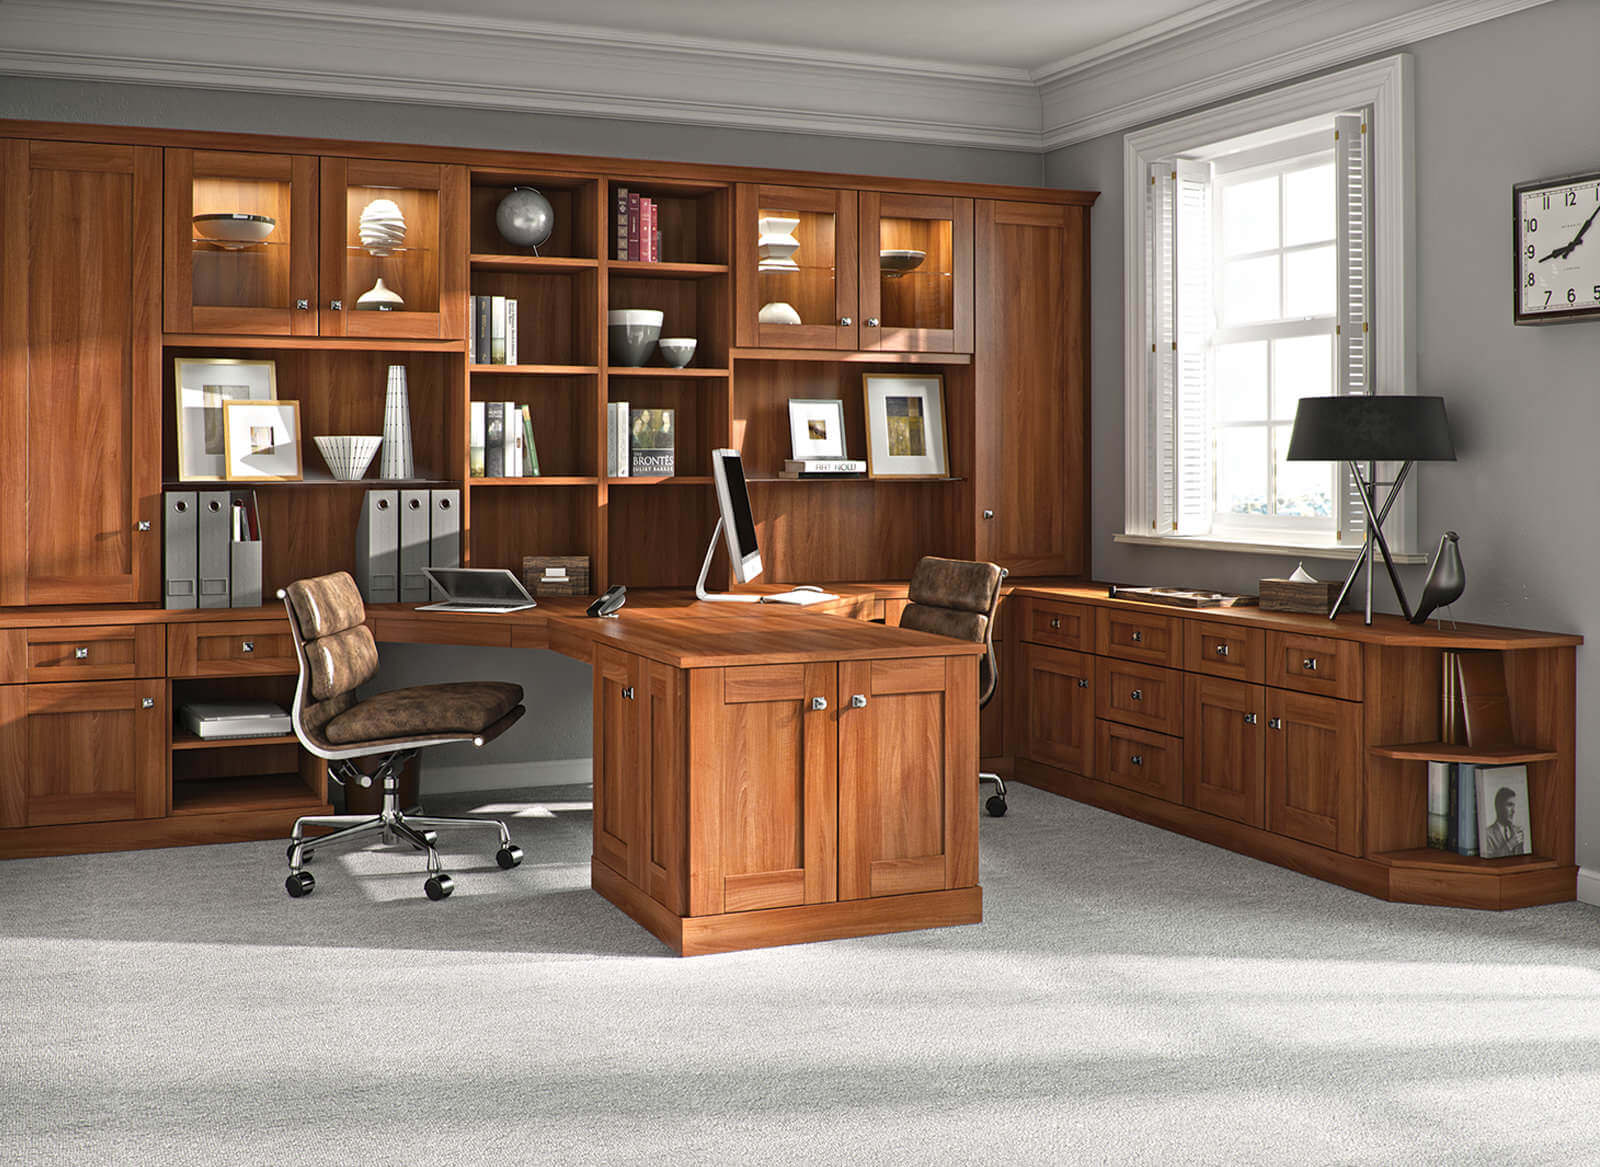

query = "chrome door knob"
[241,641,255,654]
[850,694,868,708]
[810,697,828,711]
[1129,754,1143,766]
[141,697,155,709]
[1215,643,1230,656]
[1076,678,1089,689]
[621,686,635,701]
[1268,717,1283,730]
[74,647,89,660]
[839,316,852,326]
[1131,630,1144,643]
[1244,712,1258,724]
[295,299,310,310]
[1129,689,1143,702]
[329,300,343,311]
[865,317,880,327]
[1302,657,1319,671]
[982,510,994,520]
[136,521,151,532]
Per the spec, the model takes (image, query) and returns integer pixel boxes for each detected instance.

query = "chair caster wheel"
[286,871,315,898]
[424,873,454,901]
[287,842,313,863]
[986,795,1007,818]
[496,845,523,870]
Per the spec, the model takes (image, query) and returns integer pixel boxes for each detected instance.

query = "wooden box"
[1259,577,1342,614]
[523,555,591,597]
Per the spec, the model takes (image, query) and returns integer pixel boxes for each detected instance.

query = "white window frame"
[1120,54,1418,560]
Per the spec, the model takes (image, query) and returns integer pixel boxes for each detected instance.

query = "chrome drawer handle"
[1131,630,1144,643]
[839,316,852,326]
[621,686,634,701]
[1302,657,1319,671]
[74,647,89,660]
[982,509,994,520]
[1076,678,1089,689]
[296,299,310,310]
[141,697,154,709]
[1215,643,1230,657]
[137,521,151,532]
[1130,689,1143,702]
[1129,754,1143,766]
[810,696,828,711]
[851,694,868,708]
[1244,712,1258,725]
[241,641,255,654]
[329,299,343,311]
[865,317,880,327]
[1049,616,1061,630]
[1269,717,1283,730]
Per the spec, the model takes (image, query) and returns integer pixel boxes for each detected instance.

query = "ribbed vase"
[380,364,415,480]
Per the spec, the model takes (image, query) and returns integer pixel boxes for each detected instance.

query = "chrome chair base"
[285,751,521,901]
[980,770,1007,817]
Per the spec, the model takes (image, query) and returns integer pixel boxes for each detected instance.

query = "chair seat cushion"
[322,681,524,746]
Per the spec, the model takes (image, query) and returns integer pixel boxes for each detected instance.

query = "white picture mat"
[222,399,302,481]
[174,358,277,481]
[863,374,947,477]
[787,397,849,460]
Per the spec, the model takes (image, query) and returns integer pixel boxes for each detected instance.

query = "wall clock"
[1514,169,1600,324]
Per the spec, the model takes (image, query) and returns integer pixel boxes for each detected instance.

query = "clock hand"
[1537,202,1600,262]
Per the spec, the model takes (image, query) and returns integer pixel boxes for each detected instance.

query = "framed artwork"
[222,399,302,481]
[787,397,849,461]
[863,373,947,478]
[174,358,278,481]
[1475,765,1532,859]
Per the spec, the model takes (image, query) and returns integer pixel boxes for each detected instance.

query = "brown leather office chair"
[898,556,1010,817]
[279,570,527,901]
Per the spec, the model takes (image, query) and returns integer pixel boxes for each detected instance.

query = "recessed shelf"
[470,363,599,376]
[470,253,598,273]
[471,476,599,486]
[171,773,322,816]
[606,367,729,378]
[172,729,298,751]
[607,260,729,279]
[1368,742,1560,764]
[607,476,712,486]
[1369,848,1561,875]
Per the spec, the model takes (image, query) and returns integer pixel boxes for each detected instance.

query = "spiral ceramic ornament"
[757,214,801,272]
[358,197,407,256]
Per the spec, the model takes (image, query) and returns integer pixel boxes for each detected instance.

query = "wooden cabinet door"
[591,646,642,882]
[734,183,857,350]
[974,200,1087,576]
[838,655,978,900]
[857,192,973,353]
[1021,643,1093,774]
[319,157,466,339]
[0,680,166,828]
[164,149,319,336]
[638,660,688,916]
[1266,688,1362,855]
[0,140,161,605]
[1184,676,1265,827]
[687,662,838,915]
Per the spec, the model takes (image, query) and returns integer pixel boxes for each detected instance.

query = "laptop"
[418,567,538,614]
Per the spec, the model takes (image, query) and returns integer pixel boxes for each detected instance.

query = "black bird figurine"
[1410,531,1465,624]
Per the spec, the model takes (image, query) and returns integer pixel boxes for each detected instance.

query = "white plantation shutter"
[1334,110,1372,545]
[1147,162,1177,532]
[1174,159,1214,535]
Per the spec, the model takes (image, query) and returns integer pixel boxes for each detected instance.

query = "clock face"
[1516,173,1600,323]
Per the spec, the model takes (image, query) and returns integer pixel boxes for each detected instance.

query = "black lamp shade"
[1286,395,1455,463]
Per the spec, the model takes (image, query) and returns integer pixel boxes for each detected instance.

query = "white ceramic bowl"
[193,212,276,249]
[879,248,927,276]
[757,301,802,325]
[314,435,383,480]
[657,337,697,368]
[608,309,665,367]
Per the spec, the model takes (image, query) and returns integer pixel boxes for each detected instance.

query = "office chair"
[898,557,1010,817]
[279,570,526,901]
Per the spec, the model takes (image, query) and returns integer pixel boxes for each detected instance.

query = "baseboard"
[420,757,592,795]
[1577,867,1600,907]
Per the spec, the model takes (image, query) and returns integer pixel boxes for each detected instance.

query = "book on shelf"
[780,458,867,478]
[614,186,628,260]
[485,402,505,478]
[475,295,491,364]
[606,401,630,477]
[520,405,540,475]
[629,408,674,476]
[505,297,518,366]
[508,400,524,478]
[627,192,640,262]
[1426,761,1452,850]
[490,296,507,365]
[1448,763,1479,857]
[469,401,485,478]
[644,197,657,262]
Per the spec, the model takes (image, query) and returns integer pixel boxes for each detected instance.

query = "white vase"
[380,364,414,480]
[359,197,406,256]
[355,277,405,311]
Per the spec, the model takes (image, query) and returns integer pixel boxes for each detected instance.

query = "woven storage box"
[1259,577,1343,613]
[523,555,591,597]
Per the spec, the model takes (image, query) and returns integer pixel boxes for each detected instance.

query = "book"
[475,296,491,367]
[485,401,504,478]
[1426,760,1452,850]
[505,400,522,479]
[644,197,657,261]
[781,458,867,477]
[521,405,540,475]
[467,295,477,364]
[606,401,630,477]
[1452,763,1479,856]
[629,408,674,476]
[469,401,485,477]
[614,186,628,260]
[1455,651,1513,749]
[627,192,640,261]
[1474,764,1531,858]
[505,298,518,366]
[490,296,507,365]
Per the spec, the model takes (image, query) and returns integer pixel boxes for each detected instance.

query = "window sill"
[1113,531,1426,564]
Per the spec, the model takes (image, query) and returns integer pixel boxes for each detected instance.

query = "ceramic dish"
[879,249,927,276]
[608,308,665,367]
[193,212,277,249]
[657,337,697,368]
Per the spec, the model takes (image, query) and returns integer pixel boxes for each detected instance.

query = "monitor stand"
[695,517,761,603]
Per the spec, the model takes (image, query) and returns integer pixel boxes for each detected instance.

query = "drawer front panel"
[1185,621,1265,683]
[1266,631,1362,701]
[24,625,164,682]
[168,620,299,677]
[1095,657,1182,736]
[1096,719,1182,803]
[1021,599,1092,651]
[1096,607,1180,666]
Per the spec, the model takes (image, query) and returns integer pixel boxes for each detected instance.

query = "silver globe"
[495,186,555,251]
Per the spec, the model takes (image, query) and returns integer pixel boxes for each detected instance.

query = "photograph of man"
[1482,786,1527,858]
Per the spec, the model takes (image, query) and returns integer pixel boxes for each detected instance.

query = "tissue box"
[1259,577,1343,614]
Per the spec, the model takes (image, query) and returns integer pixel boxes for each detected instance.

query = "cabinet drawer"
[168,619,300,677]
[1265,631,1362,701]
[1095,657,1182,736]
[1020,598,1091,651]
[1096,719,1182,804]
[1185,621,1265,683]
[1096,607,1180,666]
[23,625,165,682]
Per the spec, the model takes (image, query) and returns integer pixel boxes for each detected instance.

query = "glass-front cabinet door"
[164,149,319,336]
[858,192,973,353]
[319,158,466,340]
[735,184,857,350]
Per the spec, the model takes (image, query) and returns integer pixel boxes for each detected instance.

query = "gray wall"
[0,73,1042,789]
[1044,0,1600,869]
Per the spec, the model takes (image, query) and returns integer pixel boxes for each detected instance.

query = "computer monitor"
[698,449,763,601]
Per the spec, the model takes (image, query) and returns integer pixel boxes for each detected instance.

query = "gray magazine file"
[428,489,460,600]
[355,489,400,603]
[198,491,232,608]
[399,489,432,604]
[163,491,198,609]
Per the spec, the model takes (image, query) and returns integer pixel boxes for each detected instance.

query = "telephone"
[587,584,627,618]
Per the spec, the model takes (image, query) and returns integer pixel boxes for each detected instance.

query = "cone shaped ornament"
[381,364,415,479]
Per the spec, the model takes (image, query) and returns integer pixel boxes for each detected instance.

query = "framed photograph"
[174,358,278,481]
[787,397,849,461]
[1475,764,1532,859]
[863,373,947,478]
[221,399,302,481]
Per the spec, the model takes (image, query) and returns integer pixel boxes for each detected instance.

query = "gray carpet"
[4,781,1599,1166]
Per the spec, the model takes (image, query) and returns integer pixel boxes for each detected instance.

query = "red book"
[645,198,657,261]
[627,193,640,261]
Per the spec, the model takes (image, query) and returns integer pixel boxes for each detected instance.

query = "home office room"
[2,1,1598,1163]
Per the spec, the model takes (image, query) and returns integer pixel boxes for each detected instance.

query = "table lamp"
[1286,395,1455,624]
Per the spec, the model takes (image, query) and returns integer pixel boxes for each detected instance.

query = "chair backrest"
[898,557,1006,703]
[281,571,380,746]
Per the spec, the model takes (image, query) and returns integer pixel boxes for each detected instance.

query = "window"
[1123,56,1415,557]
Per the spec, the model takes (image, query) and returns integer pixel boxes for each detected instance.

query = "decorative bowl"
[657,337,697,368]
[879,249,926,276]
[608,308,664,367]
[358,198,407,256]
[314,435,383,480]
[757,301,802,325]
[193,212,276,249]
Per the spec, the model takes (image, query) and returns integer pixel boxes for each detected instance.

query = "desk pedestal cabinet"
[590,646,981,956]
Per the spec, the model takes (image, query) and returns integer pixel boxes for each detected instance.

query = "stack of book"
[779,458,866,479]
[614,188,663,262]
[606,403,675,477]
[469,402,541,478]
[468,295,519,365]
[1426,761,1533,859]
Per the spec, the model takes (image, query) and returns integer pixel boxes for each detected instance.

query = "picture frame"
[1475,764,1532,859]
[174,358,278,481]
[862,373,947,478]
[221,399,302,482]
[787,397,849,461]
